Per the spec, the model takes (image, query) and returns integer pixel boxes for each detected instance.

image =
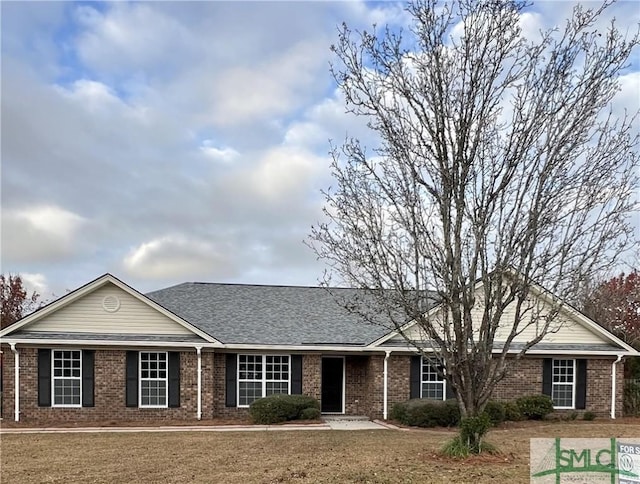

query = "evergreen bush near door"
[249,394,320,424]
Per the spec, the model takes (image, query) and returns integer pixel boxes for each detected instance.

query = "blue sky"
[1,1,638,299]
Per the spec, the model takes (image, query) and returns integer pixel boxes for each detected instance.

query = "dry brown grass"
[1,419,640,483]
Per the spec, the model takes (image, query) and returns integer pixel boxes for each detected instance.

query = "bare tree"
[309,0,639,448]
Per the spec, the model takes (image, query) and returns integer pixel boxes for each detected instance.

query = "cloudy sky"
[1,1,638,299]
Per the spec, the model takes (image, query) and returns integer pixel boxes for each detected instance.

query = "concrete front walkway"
[0,418,392,434]
[323,416,390,430]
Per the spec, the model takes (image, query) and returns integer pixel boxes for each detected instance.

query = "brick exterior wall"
[493,357,544,401]
[353,354,411,419]
[492,357,624,418]
[302,354,321,401]
[0,345,216,424]
[344,356,368,415]
[0,345,626,423]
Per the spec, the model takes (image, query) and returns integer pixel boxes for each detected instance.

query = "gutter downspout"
[196,347,202,420]
[611,354,623,419]
[383,351,391,420]
[9,343,19,422]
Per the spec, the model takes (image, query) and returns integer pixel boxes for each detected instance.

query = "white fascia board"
[367,305,442,348]
[505,349,637,357]
[1,338,222,349]
[0,340,383,353]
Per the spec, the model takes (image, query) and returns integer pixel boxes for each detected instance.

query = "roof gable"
[0,274,219,344]
[370,280,636,354]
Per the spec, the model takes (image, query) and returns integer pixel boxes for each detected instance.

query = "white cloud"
[518,12,544,42]
[245,146,327,202]
[284,89,377,150]
[344,1,411,29]
[123,235,238,280]
[612,71,640,131]
[1,206,86,262]
[20,273,49,296]
[199,141,240,163]
[57,79,122,113]
[74,3,197,77]
[1,0,636,294]
[209,39,330,126]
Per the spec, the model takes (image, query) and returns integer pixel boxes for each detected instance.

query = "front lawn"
[1,419,639,483]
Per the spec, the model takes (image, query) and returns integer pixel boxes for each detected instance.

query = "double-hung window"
[52,350,82,406]
[140,352,168,407]
[552,359,575,409]
[421,358,445,400]
[238,355,290,406]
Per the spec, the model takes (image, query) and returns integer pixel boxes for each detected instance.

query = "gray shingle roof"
[146,283,402,346]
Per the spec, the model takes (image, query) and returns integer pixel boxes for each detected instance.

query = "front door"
[321,357,344,413]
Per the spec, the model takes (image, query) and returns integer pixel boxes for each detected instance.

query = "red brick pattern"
[487,357,623,418]
[0,345,214,423]
[0,345,626,422]
[345,356,369,415]
[302,354,321,401]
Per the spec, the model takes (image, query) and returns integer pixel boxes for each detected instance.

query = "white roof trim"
[0,338,391,353]
[367,302,441,348]
[0,338,220,348]
[367,277,635,353]
[221,343,389,352]
[0,273,221,345]
[526,282,637,353]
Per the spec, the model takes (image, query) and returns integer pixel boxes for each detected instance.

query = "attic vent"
[102,295,121,313]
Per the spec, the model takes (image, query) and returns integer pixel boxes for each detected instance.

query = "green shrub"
[516,395,554,420]
[460,413,493,454]
[390,400,409,423]
[442,434,498,457]
[582,411,596,421]
[249,394,320,424]
[391,399,460,427]
[624,381,640,416]
[299,407,321,420]
[503,401,524,421]
[483,401,506,425]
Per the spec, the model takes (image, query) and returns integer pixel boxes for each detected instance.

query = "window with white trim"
[421,358,445,400]
[238,355,290,407]
[140,352,168,407]
[552,359,575,409]
[52,350,81,406]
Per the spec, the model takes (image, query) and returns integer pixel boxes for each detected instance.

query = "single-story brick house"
[0,273,636,423]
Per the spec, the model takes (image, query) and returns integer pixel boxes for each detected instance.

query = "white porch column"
[611,355,623,419]
[196,347,202,420]
[10,343,19,422]
[383,351,391,420]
